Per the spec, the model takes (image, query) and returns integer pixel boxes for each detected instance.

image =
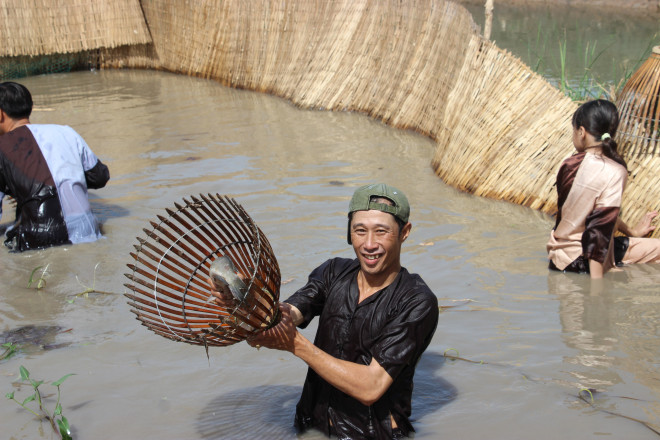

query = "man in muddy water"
[216,183,439,439]
[0,81,110,252]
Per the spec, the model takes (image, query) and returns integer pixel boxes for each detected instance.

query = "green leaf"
[19,365,30,381]
[30,379,44,388]
[27,266,43,287]
[57,416,72,440]
[52,373,76,387]
[54,403,62,416]
[5,391,15,400]
[0,342,18,361]
[22,393,36,405]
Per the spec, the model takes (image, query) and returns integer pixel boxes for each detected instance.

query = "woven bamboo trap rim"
[124,194,281,348]
[616,46,660,156]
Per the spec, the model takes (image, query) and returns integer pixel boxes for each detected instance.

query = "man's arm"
[84,159,110,189]
[248,303,393,406]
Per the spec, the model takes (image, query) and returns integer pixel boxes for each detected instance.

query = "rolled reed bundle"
[124,194,281,347]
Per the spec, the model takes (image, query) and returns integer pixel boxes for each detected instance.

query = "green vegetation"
[27,262,114,302]
[528,26,659,102]
[5,365,75,439]
[70,262,114,302]
[558,35,658,102]
[27,264,50,290]
[0,342,18,361]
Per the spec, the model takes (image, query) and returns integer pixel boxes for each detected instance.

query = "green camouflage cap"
[347,183,410,244]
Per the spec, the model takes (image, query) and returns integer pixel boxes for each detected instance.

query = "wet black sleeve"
[85,159,110,189]
[284,258,355,329]
[284,259,333,328]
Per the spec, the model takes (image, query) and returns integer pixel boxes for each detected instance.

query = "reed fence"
[2,0,659,236]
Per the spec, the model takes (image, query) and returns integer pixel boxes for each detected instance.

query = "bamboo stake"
[484,0,494,41]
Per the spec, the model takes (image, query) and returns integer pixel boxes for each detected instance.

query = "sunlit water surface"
[1,70,660,439]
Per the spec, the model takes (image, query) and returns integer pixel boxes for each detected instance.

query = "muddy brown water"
[1,70,660,439]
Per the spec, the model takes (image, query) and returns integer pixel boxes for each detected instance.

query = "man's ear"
[0,109,6,134]
[399,222,412,242]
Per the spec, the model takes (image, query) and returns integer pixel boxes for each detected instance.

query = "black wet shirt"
[0,126,109,252]
[285,257,439,439]
[0,126,69,250]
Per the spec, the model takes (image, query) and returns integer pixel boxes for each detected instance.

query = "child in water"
[547,99,660,279]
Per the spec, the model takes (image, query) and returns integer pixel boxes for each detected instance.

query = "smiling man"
[243,183,439,439]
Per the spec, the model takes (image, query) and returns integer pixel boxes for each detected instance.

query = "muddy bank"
[455,0,660,17]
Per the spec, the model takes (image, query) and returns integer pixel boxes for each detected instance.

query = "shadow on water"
[0,325,72,360]
[196,385,300,440]
[411,352,458,422]
[195,352,456,439]
[89,196,131,223]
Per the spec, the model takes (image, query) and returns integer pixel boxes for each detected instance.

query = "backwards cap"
[347,183,410,244]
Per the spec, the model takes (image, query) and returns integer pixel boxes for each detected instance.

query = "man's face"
[350,209,410,279]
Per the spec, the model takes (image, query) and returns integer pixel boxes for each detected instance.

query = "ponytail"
[600,134,627,170]
[572,99,627,170]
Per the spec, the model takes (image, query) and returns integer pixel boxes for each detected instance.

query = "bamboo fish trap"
[616,46,660,157]
[124,194,281,348]
[613,46,660,234]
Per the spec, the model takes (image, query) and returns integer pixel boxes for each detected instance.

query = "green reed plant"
[0,342,18,361]
[26,262,115,302]
[557,37,608,101]
[5,365,75,439]
[69,262,114,303]
[525,21,659,102]
[27,264,50,290]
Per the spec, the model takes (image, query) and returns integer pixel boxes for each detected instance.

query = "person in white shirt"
[0,81,110,252]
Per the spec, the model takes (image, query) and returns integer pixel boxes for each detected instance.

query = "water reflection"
[548,268,660,427]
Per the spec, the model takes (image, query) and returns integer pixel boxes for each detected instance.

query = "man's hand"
[246,302,393,406]
[246,302,298,352]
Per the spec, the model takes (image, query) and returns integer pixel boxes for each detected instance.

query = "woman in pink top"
[547,99,660,279]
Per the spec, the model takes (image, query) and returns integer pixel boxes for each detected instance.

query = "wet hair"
[0,82,33,119]
[572,99,627,170]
